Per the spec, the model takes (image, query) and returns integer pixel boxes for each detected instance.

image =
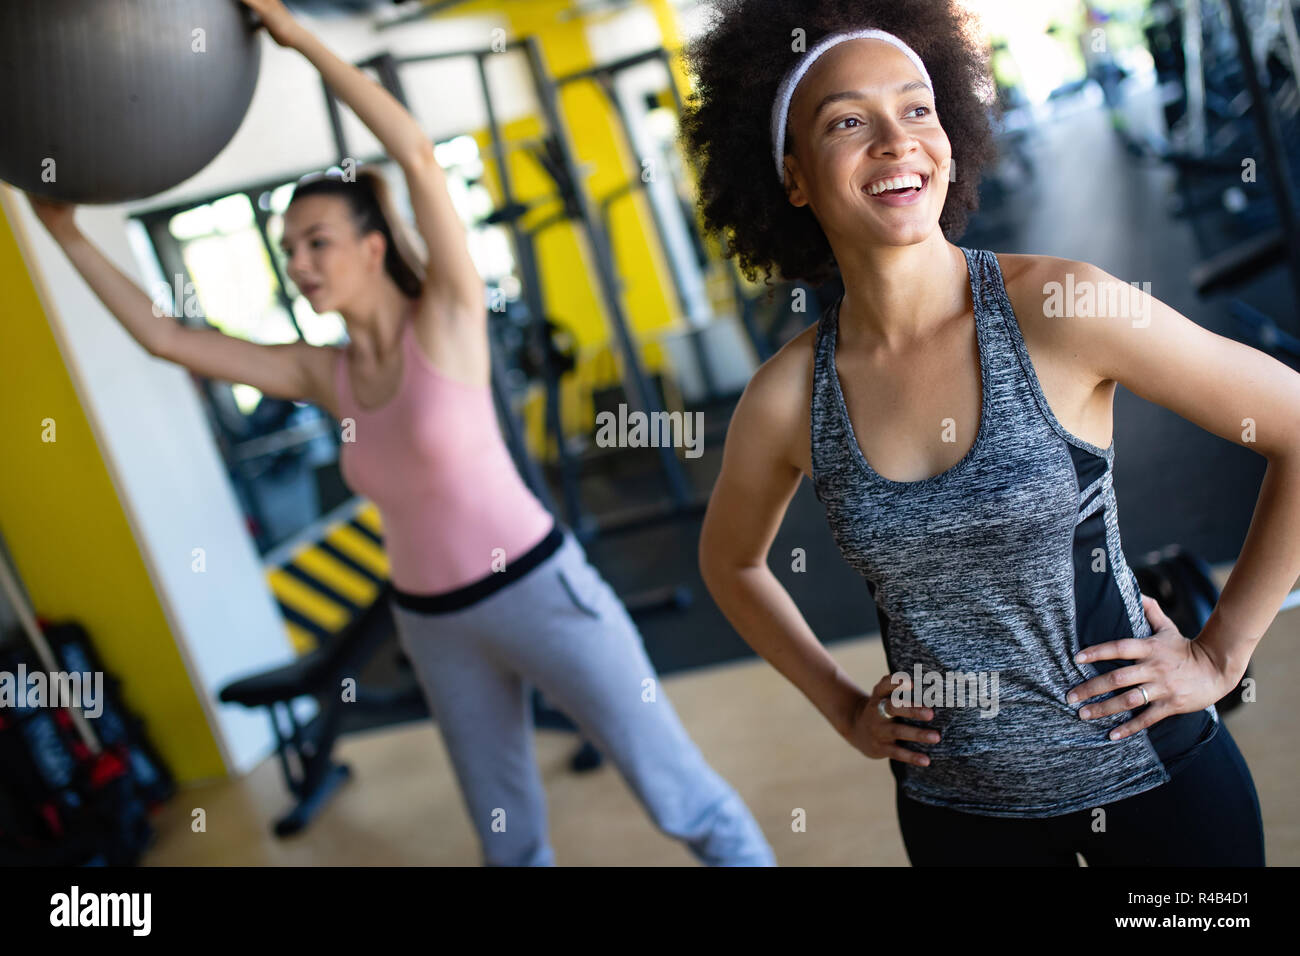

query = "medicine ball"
[0,0,262,204]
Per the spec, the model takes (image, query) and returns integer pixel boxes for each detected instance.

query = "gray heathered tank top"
[810,246,1218,818]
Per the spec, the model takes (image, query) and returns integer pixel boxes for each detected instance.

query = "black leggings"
[895,720,1265,866]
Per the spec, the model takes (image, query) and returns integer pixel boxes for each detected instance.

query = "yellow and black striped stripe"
[264,503,389,654]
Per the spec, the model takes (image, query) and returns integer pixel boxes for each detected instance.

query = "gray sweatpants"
[389,529,776,866]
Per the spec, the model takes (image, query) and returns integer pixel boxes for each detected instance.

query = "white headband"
[770,29,933,183]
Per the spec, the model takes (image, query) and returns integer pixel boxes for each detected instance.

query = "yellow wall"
[0,200,224,783]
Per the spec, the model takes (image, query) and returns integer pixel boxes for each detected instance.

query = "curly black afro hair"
[679,0,998,286]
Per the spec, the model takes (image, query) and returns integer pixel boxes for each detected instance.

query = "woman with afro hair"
[686,0,1292,865]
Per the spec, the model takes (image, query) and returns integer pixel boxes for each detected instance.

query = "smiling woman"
[685,0,1290,868]
[680,0,997,285]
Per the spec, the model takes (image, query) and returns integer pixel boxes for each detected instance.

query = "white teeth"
[867,173,924,196]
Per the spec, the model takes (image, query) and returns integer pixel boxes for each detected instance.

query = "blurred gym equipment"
[1142,0,1300,333]
[1133,544,1250,713]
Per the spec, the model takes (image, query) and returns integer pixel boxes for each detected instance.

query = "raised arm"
[25,196,330,410]
[245,0,484,319]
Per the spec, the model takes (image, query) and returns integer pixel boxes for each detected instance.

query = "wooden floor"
[143,570,1298,866]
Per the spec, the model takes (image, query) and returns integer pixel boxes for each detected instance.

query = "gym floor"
[142,564,1297,866]
[143,85,1299,865]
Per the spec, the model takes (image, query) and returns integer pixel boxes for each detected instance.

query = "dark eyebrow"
[281,223,326,253]
[812,80,932,119]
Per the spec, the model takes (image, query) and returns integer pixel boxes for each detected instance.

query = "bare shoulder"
[731,317,821,475]
[994,251,1069,332]
[302,342,346,420]
[411,293,491,385]
[742,318,818,414]
[992,251,1082,305]
[992,251,1114,389]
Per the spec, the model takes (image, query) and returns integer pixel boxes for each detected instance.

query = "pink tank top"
[333,320,555,595]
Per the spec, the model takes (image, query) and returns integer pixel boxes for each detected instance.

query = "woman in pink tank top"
[248,1,772,866]
[31,0,773,868]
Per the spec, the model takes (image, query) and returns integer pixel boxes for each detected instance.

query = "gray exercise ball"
[0,0,262,205]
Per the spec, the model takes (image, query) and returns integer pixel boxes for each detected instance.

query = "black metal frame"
[1222,0,1300,317]
[1151,0,1300,325]
[552,48,725,401]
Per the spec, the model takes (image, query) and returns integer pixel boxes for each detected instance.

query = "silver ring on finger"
[877,698,893,720]
[1138,685,1150,705]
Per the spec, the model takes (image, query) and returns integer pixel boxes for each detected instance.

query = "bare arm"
[1058,260,1300,682]
[29,200,326,407]
[251,0,484,318]
[698,339,933,762]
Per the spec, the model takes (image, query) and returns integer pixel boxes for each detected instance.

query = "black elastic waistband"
[390,521,564,615]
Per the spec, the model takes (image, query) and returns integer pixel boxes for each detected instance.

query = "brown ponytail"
[289,164,427,299]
